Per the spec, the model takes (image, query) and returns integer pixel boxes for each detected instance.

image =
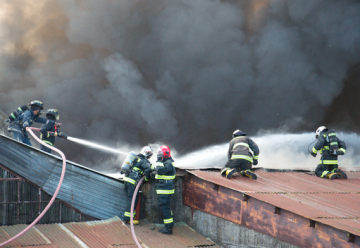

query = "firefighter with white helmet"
[310,126,347,179]
[123,146,153,225]
[221,129,260,180]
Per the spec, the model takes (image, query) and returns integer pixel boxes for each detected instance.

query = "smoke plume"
[0,0,360,169]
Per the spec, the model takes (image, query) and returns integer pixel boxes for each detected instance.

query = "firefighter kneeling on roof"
[310,126,347,180]
[151,146,176,235]
[221,129,260,180]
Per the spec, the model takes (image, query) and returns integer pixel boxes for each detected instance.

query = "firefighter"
[123,146,153,224]
[7,100,57,146]
[40,109,68,154]
[221,129,260,180]
[151,146,176,235]
[310,126,347,180]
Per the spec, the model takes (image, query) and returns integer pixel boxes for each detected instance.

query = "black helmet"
[46,109,59,121]
[29,100,44,115]
[28,100,44,109]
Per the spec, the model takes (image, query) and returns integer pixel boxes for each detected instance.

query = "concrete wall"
[141,175,298,248]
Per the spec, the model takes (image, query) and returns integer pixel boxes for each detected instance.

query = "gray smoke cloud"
[0,0,360,169]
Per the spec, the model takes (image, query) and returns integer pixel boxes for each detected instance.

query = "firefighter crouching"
[40,109,68,154]
[310,126,347,180]
[151,146,176,235]
[123,146,153,224]
[221,129,260,180]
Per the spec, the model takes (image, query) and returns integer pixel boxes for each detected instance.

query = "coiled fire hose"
[130,176,145,248]
[0,127,67,247]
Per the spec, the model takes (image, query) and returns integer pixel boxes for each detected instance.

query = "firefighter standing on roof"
[151,146,176,235]
[7,100,57,146]
[123,146,152,225]
[221,129,260,180]
[40,109,68,154]
[310,126,347,180]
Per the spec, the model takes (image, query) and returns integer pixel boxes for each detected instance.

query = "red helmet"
[160,145,171,158]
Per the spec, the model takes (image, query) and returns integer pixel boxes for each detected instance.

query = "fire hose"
[0,127,67,247]
[130,176,145,248]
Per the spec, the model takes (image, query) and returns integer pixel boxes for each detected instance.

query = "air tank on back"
[121,151,137,175]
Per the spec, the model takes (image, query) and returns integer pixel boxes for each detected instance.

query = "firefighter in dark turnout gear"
[310,126,347,180]
[7,100,56,146]
[40,109,68,154]
[151,146,176,235]
[123,146,153,224]
[221,129,260,180]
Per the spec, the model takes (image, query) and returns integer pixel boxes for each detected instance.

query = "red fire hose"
[130,176,145,248]
[0,127,67,247]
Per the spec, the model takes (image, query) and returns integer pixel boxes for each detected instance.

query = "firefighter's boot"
[221,168,229,177]
[241,169,257,180]
[226,168,236,179]
[321,170,337,180]
[333,168,347,179]
[126,220,139,225]
[158,228,172,235]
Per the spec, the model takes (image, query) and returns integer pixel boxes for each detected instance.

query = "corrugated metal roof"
[135,222,221,248]
[187,169,360,236]
[0,134,127,220]
[0,216,218,248]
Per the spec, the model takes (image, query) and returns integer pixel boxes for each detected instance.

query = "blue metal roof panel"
[0,134,126,220]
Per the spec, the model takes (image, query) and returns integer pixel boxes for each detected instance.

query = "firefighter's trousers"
[223,159,252,172]
[315,163,338,177]
[156,179,174,229]
[123,180,139,221]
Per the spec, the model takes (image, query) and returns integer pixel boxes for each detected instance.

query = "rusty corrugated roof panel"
[63,216,139,247]
[0,217,218,248]
[1,225,51,246]
[134,222,220,248]
[35,224,84,248]
[186,170,360,236]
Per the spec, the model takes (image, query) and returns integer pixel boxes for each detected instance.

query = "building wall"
[141,175,298,248]
[0,166,92,225]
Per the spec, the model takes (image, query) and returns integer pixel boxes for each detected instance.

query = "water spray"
[29,128,128,155]
[68,137,128,155]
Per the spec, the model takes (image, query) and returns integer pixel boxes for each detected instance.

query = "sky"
[0,0,359,170]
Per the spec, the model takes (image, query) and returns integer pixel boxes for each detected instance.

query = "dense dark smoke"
[0,0,360,168]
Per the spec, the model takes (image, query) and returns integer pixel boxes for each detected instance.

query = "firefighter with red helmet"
[151,145,176,235]
[221,129,260,180]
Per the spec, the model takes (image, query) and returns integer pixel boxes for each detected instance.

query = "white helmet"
[140,146,153,159]
[316,126,326,138]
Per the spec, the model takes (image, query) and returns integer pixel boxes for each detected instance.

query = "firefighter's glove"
[310,152,317,157]
[332,150,344,156]
[150,171,157,179]
[59,132,68,139]
[23,122,29,128]
[253,159,258,166]
[331,150,337,155]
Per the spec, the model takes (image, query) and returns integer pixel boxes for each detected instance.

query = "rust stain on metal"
[184,170,360,248]
[134,222,220,248]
